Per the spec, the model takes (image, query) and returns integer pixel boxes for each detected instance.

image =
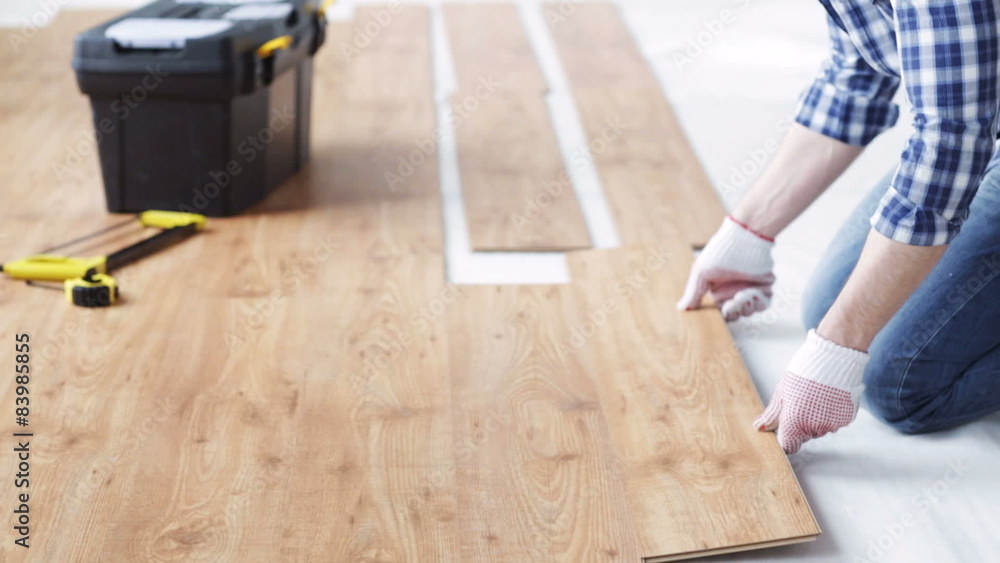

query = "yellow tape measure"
[1,210,205,308]
[65,273,118,308]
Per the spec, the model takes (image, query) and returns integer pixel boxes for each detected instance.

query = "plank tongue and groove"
[546,3,726,248]
[566,242,820,561]
[444,3,592,251]
[448,285,641,561]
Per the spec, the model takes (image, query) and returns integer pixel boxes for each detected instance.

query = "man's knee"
[862,349,940,435]
[864,388,934,434]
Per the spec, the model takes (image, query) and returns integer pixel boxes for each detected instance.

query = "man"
[679,0,1000,453]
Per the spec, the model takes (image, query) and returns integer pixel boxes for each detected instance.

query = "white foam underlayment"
[7,0,1000,560]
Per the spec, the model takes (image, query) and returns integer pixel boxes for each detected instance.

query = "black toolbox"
[72,0,327,216]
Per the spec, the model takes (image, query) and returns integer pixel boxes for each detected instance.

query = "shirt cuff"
[795,80,900,146]
[870,186,962,246]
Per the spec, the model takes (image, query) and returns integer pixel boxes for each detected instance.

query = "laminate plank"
[566,243,820,560]
[543,2,658,89]
[547,3,726,248]
[452,90,592,251]
[443,3,547,93]
[444,4,592,251]
[448,285,640,561]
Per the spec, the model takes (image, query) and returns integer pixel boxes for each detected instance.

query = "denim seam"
[894,262,1000,425]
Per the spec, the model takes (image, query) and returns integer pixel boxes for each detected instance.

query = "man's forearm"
[732,123,864,238]
[818,230,946,352]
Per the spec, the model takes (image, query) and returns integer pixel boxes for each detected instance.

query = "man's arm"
[756,0,1000,453]
[820,0,1000,350]
[731,124,863,239]
[818,232,945,351]
[675,15,900,319]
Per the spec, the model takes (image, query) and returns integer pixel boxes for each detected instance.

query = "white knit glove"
[677,216,775,321]
[755,330,869,453]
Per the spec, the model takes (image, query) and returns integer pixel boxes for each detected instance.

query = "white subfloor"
[7,0,1000,560]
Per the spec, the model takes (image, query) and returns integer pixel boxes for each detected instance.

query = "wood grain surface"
[546,3,726,248]
[567,242,820,559]
[444,3,592,251]
[0,5,817,562]
[0,7,460,562]
[443,3,547,94]
[448,285,640,561]
[450,90,592,251]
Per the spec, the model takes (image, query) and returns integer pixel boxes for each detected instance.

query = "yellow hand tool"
[1,210,206,307]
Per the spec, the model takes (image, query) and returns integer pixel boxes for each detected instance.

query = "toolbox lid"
[105,18,235,49]
[74,0,326,99]
[224,3,295,20]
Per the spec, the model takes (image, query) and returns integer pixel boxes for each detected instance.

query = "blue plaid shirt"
[796,0,1000,245]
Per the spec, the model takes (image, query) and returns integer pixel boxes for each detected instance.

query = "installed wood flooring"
[0,4,816,562]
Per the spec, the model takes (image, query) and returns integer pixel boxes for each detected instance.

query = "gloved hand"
[677,216,775,321]
[755,330,869,453]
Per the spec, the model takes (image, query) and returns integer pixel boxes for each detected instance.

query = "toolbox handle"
[256,34,293,58]
[256,34,294,85]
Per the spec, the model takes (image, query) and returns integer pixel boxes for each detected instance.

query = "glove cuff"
[708,216,775,274]
[788,330,869,392]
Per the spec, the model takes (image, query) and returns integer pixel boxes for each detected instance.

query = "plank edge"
[643,532,821,563]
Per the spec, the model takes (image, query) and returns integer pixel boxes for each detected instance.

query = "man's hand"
[755,330,869,453]
[677,216,775,321]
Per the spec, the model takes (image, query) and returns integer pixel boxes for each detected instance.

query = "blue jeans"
[801,167,1000,434]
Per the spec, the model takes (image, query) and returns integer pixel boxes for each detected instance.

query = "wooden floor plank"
[566,242,820,560]
[448,285,641,561]
[547,3,726,248]
[444,3,592,251]
[543,2,659,89]
[443,3,547,93]
[452,90,592,251]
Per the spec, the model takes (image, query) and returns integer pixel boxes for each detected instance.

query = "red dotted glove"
[755,330,869,453]
[677,216,775,321]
